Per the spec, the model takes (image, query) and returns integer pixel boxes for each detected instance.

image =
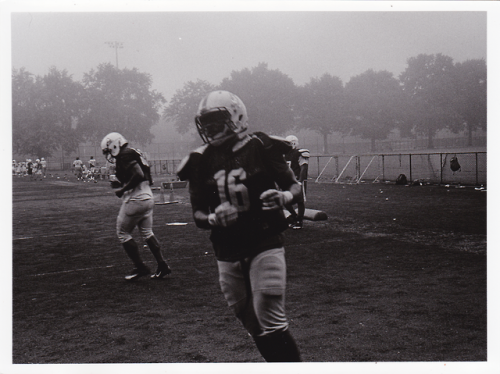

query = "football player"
[26,159,33,180]
[177,90,302,362]
[33,159,43,181]
[88,156,97,182]
[40,158,47,178]
[72,157,83,181]
[284,135,310,229]
[101,132,171,281]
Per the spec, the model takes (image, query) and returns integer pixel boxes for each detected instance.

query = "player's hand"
[115,189,124,198]
[209,201,238,227]
[110,181,121,189]
[260,189,293,210]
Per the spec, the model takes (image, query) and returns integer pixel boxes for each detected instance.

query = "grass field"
[10,172,488,370]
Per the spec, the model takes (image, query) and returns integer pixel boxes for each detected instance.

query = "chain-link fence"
[312,152,486,186]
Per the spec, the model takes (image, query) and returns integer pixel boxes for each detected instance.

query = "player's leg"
[217,260,262,337]
[249,248,301,362]
[284,203,298,226]
[137,199,171,279]
[117,201,150,280]
[292,182,306,229]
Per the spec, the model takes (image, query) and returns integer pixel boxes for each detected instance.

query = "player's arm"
[260,166,302,210]
[114,162,144,198]
[178,149,237,229]
[256,134,303,210]
[190,183,238,229]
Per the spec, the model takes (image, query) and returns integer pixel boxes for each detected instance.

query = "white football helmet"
[285,135,299,149]
[101,132,128,162]
[195,90,248,146]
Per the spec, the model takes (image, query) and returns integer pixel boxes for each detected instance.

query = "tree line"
[12,53,486,157]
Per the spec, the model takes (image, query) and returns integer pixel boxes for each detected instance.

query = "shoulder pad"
[232,134,252,153]
[298,149,310,158]
[251,132,292,154]
[119,147,138,162]
[176,144,208,181]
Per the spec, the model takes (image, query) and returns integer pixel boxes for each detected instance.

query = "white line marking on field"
[13,223,190,241]
[32,265,116,277]
[21,254,212,278]
[13,232,77,240]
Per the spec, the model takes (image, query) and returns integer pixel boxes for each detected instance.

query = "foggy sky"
[8,6,489,103]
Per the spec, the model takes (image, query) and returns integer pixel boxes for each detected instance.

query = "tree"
[80,63,165,145]
[12,67,83,157]
[452,59,486,146]
[344,69,403,152]
[399,54,458,149]
[162,79,216,136]
[218,62,297,136]
[295,74,346,154]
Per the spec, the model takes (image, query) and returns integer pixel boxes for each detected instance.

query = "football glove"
[260,189,293,210]
[208,201,239,227]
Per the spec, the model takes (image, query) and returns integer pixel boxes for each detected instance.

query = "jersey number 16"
[214,168,250,212]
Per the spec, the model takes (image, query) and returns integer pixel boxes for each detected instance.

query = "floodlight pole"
[105,41,123,68]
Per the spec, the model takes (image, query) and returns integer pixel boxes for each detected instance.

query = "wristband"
[283,191,293,205]
[208,213,219,227]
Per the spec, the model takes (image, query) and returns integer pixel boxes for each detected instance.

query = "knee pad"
[251,250,286,296]
[139,227,154,241]
[117,229,133,244]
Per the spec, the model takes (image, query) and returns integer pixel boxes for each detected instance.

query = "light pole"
[105,41,123,68]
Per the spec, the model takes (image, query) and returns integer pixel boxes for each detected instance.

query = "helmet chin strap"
[104,151,116,163]
[208,124,239,146]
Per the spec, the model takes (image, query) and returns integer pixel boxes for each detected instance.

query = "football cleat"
[124,266,151,281]
[151,263,172,279]
[291,220,303,230]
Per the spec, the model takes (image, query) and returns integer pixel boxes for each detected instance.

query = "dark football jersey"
[285,149,301,178]
[178,132,295,262]
[115,147,152,185]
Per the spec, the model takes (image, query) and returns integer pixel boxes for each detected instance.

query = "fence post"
[409,154,412,182]
[382,155,385,181]
[317,156,320,179]
[440,153,443,185]
[476,153,479,186]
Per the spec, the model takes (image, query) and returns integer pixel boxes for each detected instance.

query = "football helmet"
[101,132,128,162]
[285,135,299,149]
[195,90,248,146]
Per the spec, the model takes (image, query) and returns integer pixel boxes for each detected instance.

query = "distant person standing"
[26,159,33,180]
[33,158,42,181]
[40,157,47,178]
[101,132,171,281]
[88,156,97,182]
[73,157,83,181]
[284,135,310,230]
